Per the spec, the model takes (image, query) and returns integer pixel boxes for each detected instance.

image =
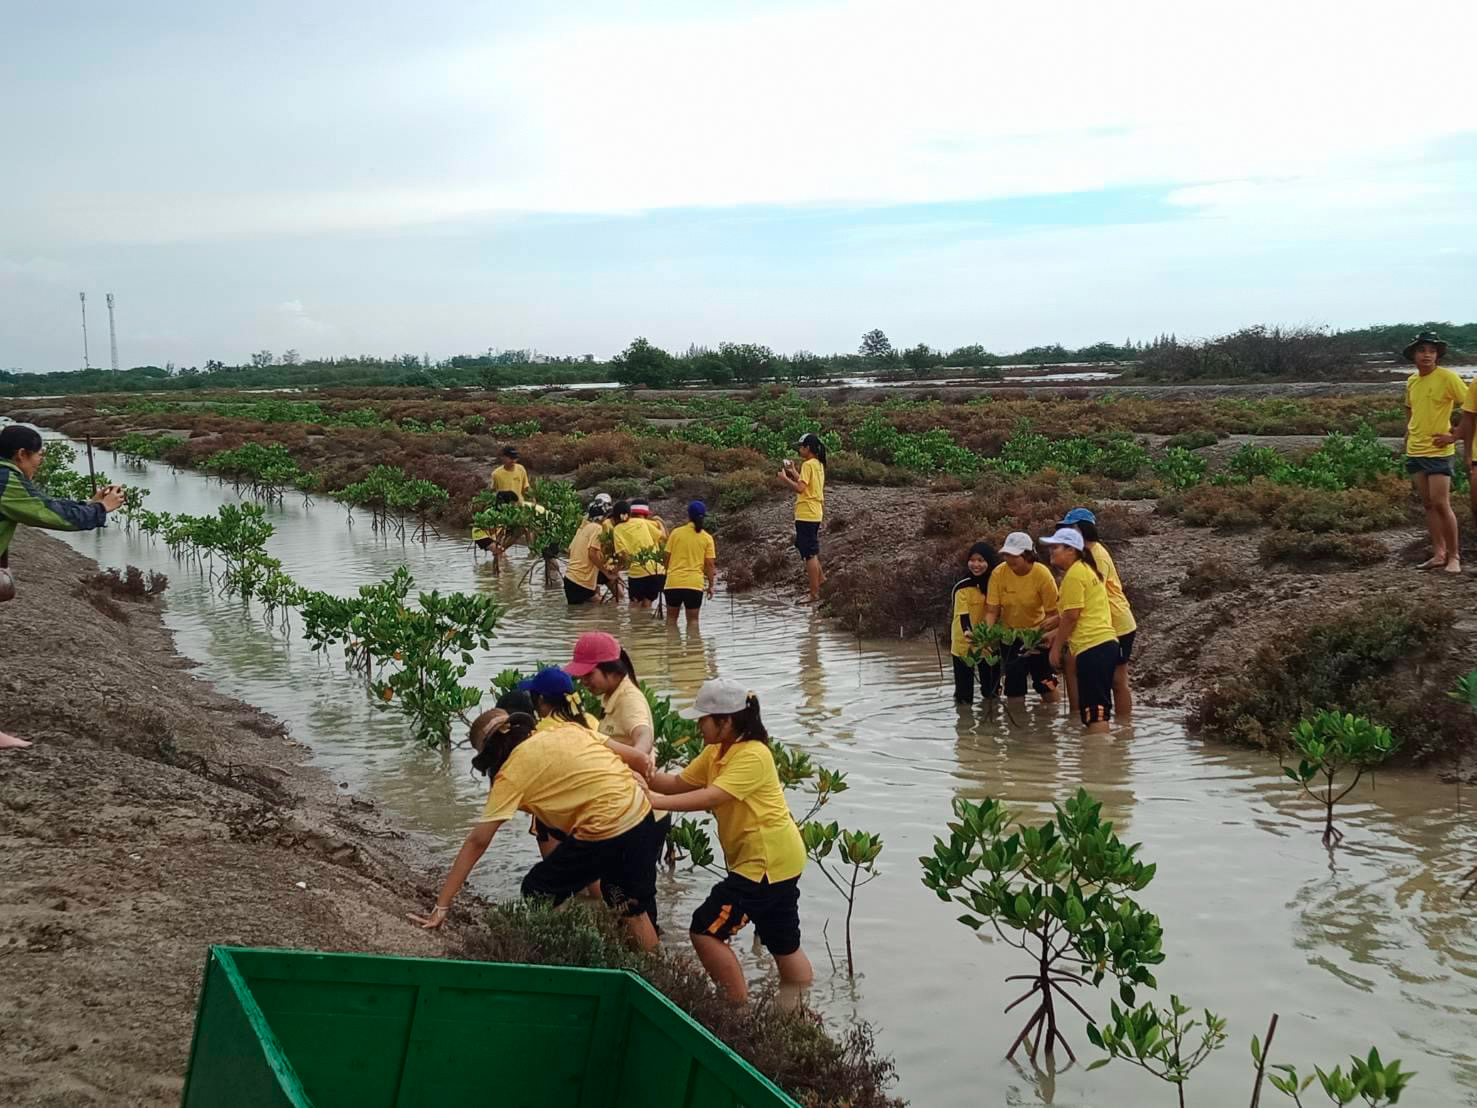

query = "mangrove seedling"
[919,788,1164,1063]
[667,818,721,873]
[801,821,883,977]
[1264,1046,1414,1106]
[1283,712,1398,848]
[1086,995,1226,1106]
[1448,670,1477,896]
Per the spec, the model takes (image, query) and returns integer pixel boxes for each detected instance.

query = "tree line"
[3,321,1471,397]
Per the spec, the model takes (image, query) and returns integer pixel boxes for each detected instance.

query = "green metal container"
[182,946,800,1108]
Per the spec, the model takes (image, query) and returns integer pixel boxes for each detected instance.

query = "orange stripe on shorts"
[708,903,733,935]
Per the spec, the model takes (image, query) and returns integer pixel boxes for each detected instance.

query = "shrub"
[455,901,903,1108]
[1161,477,1410,533]
[1190,596,1465,760]
[716,468,775,511]
[1179,560,1250,598]
[1258,531,1387,568]
[825,539,963,637]
[1164,430,1219,450]
[83,565,169,599]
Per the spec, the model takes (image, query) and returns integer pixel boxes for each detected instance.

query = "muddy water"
[51,448,1477,1107]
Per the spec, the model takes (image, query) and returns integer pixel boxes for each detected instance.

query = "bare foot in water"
[0,732,33,750]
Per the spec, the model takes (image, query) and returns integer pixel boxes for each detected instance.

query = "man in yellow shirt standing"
[1402,331,1464,573]
[490,445,530,503]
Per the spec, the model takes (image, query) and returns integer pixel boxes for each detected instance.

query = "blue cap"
[688,500,708,516]
[1060,507,1096,526]
[517,667,575,698]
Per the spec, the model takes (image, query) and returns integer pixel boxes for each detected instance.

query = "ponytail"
[469,711,537,778]
[1077,545,1104,580]
[594,649,638,686]
[714,693,768,746]
[811,440,827,466]
[533,689,587,724]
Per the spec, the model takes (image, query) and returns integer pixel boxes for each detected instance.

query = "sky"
[2,0,1475,371]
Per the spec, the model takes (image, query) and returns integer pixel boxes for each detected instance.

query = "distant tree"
[282,348,301,366]
[249,350,274,368]
[610,337,678,388]
[902,343,944,372]
[204,359,224,373]
[859,329,894,361]
[947,343,992,367]
[788,350,829,382]
[719,341,774,385]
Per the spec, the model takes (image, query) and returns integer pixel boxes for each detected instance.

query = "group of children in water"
[949,508,1136,735]
[413,630,812,1004]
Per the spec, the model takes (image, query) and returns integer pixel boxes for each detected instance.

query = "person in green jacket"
[1,424,125,750]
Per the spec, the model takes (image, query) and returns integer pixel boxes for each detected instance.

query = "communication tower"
[79,292,91,369]
[107,293,119,371]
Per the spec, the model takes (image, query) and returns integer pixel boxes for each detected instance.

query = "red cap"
[563,631,622,676]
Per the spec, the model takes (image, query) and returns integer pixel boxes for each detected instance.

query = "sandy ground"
[0,533,479,1107]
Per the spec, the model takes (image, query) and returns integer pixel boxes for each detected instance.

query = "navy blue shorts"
[794,521,821,559]
[1406,456,1454,477]
[691,872,801,956]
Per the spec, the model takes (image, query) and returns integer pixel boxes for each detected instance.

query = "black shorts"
[531,817,568,845]
[1003,649,1058,699]
[1117,631,1136,664]
[629,575,662,602]
[794,521,821,559]
[521,813,663,920]
[564,577,597,605]
[690,872,801,956]
[1406,456,1454,477]
[1075,640,1119,726]
[664,587,704,610]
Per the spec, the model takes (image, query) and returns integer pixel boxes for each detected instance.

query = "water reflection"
[40,441,1477,1107]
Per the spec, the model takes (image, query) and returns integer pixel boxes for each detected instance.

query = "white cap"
[680,678,751,719]
[1040,527,1084,551]
[999,531,1035,556]
[593,492,613,505]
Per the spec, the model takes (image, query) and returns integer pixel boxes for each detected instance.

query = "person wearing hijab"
[948,541,1001,704]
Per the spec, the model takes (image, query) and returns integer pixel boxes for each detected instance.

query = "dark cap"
[1402,331,1449,363]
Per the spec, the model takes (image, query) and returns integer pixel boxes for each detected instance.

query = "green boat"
[183,946,801,1107]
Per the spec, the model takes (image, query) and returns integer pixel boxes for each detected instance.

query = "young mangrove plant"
[1282,711,1399,848]
[800,821,883,978]
[1087,995,1227,1107]
[470,478,583,581]
[919,788,1164,1063]
[1263,1045,1414,1107]
[1448,670,1477,897]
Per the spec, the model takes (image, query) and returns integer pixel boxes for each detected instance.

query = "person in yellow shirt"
[663,501,717,626]
[1402,330,1466,573]
[779,433,826,601]
[646,679,812,1004]
[612,500,663,608]
[1063,509,1136,722]
[409,706,662,950]
[563,502,609,605]
[1435,354,1477,550]
[1041,527,1118,735]
[948,542,1000,705]
[630,500,667,598]
[489,445,531,502]
[985,532,1060,706]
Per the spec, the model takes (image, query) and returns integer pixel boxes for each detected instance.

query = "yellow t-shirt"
[614,518,662,578]
[599,677,652,748]
[794,458,825,522]
[565,520,603,589]
[535,711,601,733]
[1058,560,1118,655]
[950,580,989,658]
[1089,542,1136,636]
[680,742,805,882]
[490,463,530,501]
[665,523,716,591]
[1405,368,1468,458]
[986,562,1059,631]
[1464,376,1477,416]
[479,725,650,839]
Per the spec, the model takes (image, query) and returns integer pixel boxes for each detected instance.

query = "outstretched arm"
[647,784,734,813]
[411,819,503,929]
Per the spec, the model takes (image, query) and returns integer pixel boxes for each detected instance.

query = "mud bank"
[0,533,479,1107]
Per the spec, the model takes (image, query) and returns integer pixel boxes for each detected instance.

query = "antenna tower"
[79,292,91,369]
[107,293,119,371]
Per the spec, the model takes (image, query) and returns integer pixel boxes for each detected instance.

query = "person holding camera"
[1,424,126,749]
[778,432,826,602]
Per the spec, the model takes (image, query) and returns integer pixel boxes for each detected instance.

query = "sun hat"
[1402,330,1449,362]
[593,492,613,505]
[1040,527,1085,551]
[586,501,607,521]
[517,667,576,698]
[999,531,1035,556]
[563,631,622,676]
[629,502,651,517]
[1060,507,1096,526]
[688,500,708,517]
[680,678,751,719]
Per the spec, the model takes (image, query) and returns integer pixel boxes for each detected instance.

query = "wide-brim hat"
[1402,331,1448,362]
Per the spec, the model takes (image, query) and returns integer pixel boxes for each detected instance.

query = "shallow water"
[49,445,1477,1107]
